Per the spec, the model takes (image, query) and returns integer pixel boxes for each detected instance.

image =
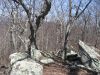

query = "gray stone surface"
[31,48,54,64]
[31,48,43,61]
[79,40,100,59]
[79,40,100,72]
[9,52,29,65]
[9,52,43,75]
[9,49,54,75]
[40,58,54,64]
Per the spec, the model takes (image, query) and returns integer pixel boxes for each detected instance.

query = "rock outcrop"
[9,49,54,75]
[79,40,100,72]
[9,52,43,75]
[9,41,100,75]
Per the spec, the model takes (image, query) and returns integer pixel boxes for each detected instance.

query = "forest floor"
[43,62,95,75]
[0,62,96,75]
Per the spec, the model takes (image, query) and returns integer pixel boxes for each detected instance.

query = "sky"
[0,0,100,21]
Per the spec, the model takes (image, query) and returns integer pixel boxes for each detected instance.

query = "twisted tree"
[11,0,52,57]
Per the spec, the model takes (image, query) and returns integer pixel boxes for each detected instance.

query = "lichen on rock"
[9,52,43,75]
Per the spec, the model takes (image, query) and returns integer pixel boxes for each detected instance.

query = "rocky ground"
[0,41,100,75]
[0,62,96,75]
[43,62,95,75]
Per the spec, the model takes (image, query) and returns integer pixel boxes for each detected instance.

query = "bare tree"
[11,0,52,57]
[63,0,92,64]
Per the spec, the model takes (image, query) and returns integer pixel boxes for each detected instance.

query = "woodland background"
[0,0,100,67]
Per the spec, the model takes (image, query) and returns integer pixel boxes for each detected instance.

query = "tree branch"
[75,0,82,17]
[76,0,92,19]
[35,0,52,31]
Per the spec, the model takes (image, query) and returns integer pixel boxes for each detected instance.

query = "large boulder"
[79,40,100,72]
[9,52,43,75]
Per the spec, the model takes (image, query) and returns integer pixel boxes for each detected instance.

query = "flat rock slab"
[79,40,100,59]
[79,40,100,72]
